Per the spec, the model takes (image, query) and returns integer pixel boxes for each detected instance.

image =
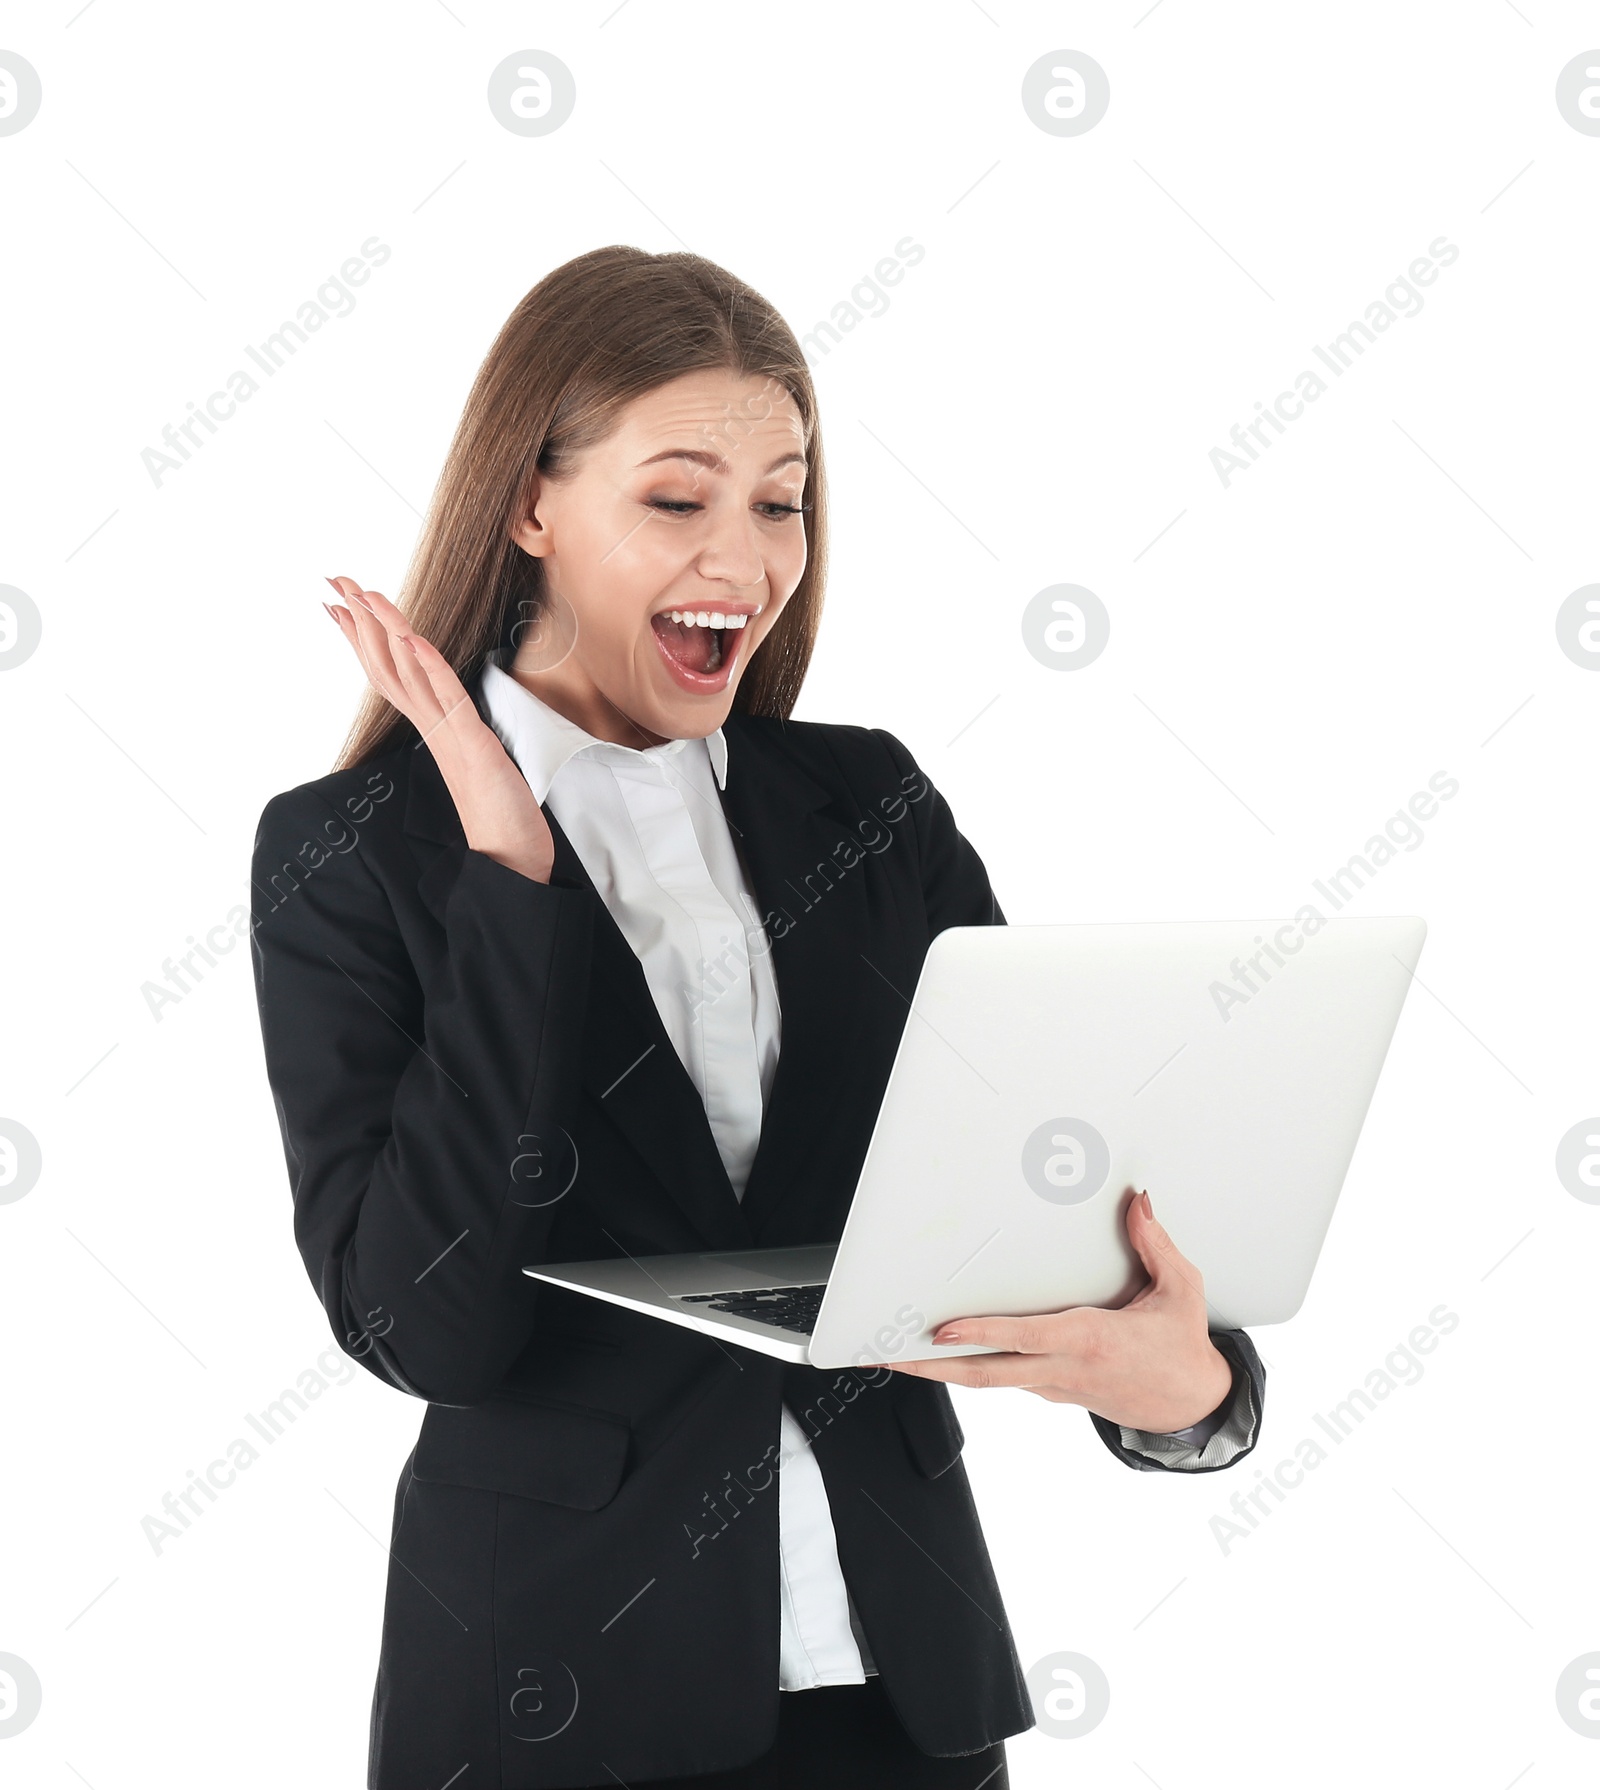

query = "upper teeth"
[667,611,749,629]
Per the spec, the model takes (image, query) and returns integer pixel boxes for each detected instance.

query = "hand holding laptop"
[886,1187,1235,1433]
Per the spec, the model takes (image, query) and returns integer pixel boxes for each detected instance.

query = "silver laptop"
[525,916,1426,1369]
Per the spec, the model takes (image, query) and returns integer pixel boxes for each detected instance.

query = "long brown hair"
[334,245,829,770]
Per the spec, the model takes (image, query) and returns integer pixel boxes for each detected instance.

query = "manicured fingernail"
[1140,1190,1154,1218]
[325,576,344,594]
[323,602,343,624]
[401,635,419,655]
[933,1328,961,1344]
[348,589,375,613]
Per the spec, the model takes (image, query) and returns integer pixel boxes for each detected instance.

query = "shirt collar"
[479,655,729,802]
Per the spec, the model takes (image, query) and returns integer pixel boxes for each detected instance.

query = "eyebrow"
[635,449,807,476]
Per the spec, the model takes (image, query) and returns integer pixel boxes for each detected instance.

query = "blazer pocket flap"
[412,1397,631,1510]
[892,1380,966,1479]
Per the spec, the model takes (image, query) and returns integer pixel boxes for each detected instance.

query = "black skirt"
[641,1678,1010,1788]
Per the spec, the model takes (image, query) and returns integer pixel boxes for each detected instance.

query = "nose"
[694,503,765,590]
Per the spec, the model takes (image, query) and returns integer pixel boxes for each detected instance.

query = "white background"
[2,3,1597,1785]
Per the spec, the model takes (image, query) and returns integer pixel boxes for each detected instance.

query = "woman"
[250,245,1265,1789]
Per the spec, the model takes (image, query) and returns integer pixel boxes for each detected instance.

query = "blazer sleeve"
[249,781,595,1406]
[871,729,1267,1477]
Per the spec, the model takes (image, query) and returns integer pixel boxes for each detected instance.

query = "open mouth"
[649,606,756,686]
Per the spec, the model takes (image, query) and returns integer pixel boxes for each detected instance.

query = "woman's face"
[508,367,810,745]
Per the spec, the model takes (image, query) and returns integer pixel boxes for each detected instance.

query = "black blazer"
[249,686,1266,1788]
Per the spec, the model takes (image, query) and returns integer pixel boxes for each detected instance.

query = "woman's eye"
[645,498,806,519]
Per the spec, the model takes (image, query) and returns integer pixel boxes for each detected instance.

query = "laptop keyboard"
[675,1283,827,1335]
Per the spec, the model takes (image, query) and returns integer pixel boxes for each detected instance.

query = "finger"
[326,578,401,697]
[325,595,385,680]
[402,630,486,749]
[889,1352,1068,1392]
[1126,1191,1207,1306]
[378,615,447,726]
[346,582,411,638]
[930,1308,1102,1356]
[339,586,409,704]
[339,583,449,727]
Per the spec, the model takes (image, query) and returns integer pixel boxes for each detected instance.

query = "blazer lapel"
[717,720,878,1247]
[401,711,755,1254]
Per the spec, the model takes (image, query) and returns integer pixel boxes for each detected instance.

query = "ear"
[510,474,554,559]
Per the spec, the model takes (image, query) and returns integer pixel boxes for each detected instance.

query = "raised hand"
[326,577,555,884]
